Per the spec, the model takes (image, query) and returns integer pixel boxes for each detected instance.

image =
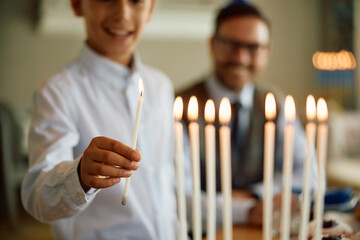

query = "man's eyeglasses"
[214,35,269,56]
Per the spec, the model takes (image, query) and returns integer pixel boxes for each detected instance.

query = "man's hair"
[214,0,270,35]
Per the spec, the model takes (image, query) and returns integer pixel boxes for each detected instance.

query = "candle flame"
[284,95,296,122]
[317,98,328,122]
[219,97,231,125]
[188,96,198,121]
[138,78,144,96]
[173,97,183,121]
[205,99,215,124]
[306,95,316,121]
[265,93,276,121]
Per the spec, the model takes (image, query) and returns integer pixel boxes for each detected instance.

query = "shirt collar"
[77,43,142,89]
[206,74,255,109]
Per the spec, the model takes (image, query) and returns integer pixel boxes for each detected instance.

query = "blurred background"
[0,0,359,239]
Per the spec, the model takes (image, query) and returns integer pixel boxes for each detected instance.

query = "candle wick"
[140,92,143,97]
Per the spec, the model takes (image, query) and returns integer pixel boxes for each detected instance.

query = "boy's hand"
[79,136,141,192]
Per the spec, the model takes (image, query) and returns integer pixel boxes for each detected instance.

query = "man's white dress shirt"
[21,45,178,240]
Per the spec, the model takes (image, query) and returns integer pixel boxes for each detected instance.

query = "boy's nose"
[113,1,131,21]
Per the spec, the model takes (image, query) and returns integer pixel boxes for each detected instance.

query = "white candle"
[314,98,328,240]
[263,93,276,240]
[188,96,202,240]
[205,99,216,240]
[280,95,296,240]
[299,95,317,240]
[122,78,144,205]
[219,97,232,240]
[173,97,187,240]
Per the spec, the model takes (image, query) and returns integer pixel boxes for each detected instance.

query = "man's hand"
[232,190,258,200]
[78,136,141,192]
[247,193,299,226]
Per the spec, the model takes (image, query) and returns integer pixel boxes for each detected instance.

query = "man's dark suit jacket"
[177,78,283,193]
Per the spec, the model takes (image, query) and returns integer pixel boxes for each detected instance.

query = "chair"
[327,111,360,189]
[0,102,28,229]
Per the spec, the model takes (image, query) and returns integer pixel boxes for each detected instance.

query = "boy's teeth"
[110,29,128,36]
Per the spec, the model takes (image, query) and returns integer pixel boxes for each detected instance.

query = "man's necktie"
[231,101,243,160]
[230,101,246,188]
[231,102,241,142]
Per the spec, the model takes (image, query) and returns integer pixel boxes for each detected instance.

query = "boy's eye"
[95,0,145,5]
[130,0,144,4]
[95,0,145,4]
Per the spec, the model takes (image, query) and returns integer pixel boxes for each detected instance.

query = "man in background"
[179,0,316,226]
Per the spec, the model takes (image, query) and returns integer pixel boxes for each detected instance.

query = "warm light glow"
[138,78,144,95]
[337,50,348,70]
[173,97,183,121]
[312,50,356,71]
[265,93,276,121]
[350,51,357,69]
[284,95,296,122]
[219,97,231,125]
[306,95,316,121]
[312,51,320,68]
[317,98,328,122]
[188,96,198,121]
[205,99,215,124]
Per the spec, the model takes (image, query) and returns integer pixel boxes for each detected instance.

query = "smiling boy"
[21,0,178,239]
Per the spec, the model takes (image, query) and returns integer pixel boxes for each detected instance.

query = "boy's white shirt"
[21,44,178,240]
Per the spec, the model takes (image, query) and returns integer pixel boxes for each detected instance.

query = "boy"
[21,0,178,239]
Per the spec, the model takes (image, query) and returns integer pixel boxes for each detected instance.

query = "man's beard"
[222,62,252,73]
[214,62,254,92]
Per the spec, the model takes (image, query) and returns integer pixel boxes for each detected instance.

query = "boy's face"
[71,0,155,65]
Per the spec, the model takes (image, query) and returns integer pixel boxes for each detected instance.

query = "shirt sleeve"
[186,188,256,232]
[272,110,318,196]
[183,126,256,231]
[291,116,319,193]
[251,108,319,198]
[21,81,99,223]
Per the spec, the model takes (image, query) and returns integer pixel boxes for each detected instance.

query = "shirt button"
[62,207,68,212]
[78,193,84,199]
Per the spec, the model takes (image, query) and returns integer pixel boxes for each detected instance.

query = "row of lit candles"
[121,78,328,240]
[172,93,328,240]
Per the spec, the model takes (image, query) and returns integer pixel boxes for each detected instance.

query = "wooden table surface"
[203,225,262,240]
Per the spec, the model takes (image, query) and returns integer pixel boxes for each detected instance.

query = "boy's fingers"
[91,136,141,162]
[82,174,123,189]
[84,148,139,170]
[85,161,133,178]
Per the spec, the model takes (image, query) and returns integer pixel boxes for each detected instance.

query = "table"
[203,225,262,240]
